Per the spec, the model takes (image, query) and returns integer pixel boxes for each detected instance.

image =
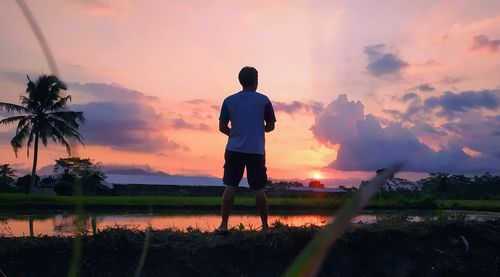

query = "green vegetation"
[437,199,500,210]
[1,193,500,211]
[0,164,16,192]
[377,172,500,200]
[0,193,343,208]
[51,157,107,195]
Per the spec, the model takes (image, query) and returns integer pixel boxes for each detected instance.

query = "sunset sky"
[1,0,499,184]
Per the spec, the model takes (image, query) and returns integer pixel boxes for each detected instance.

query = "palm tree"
[0,74,85,192]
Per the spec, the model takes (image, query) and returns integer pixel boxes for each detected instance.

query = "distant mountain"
[104,169,171,176]
[104,173,247,187]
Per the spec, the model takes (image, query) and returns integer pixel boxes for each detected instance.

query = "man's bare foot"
[215,224,228,233]
[261,224,270,232]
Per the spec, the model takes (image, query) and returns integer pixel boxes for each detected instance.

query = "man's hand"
[219,120,231,136]
[265,121,275,133]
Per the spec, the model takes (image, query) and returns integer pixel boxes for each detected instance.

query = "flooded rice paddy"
[1,209,499,236]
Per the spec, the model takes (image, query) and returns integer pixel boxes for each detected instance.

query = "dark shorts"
[223,150,267,190]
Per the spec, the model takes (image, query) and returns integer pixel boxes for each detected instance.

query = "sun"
[312,172,322,179]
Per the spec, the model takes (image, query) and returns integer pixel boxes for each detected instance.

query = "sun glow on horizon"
[312,172,322,179]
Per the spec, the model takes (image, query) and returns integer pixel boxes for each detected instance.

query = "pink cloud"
[470,35,500,53]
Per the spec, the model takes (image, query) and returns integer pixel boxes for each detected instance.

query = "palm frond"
[15,116,32,133]
[47,123,72,155]
[48,95,72,112]
[0,116,27,126]
[26,123,38,157]
[10,123,31,157]
[49,111,85,126]
[48,116,84,145]
[37,118,50,146]
[0,102,29,114]
[20,95,32,107]
[25,75,36,94]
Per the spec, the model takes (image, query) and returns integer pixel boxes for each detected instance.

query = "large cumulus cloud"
[71,101,180,152]
[311,94,500,173]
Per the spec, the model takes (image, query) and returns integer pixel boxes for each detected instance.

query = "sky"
[1,0,499,185]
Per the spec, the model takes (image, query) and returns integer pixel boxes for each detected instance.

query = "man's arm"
[219,120,231,136]
[264,100,276,133]
[265,121,275,132]
[219,99,231,136]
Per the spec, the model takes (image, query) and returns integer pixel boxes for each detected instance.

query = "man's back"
[220,90,275,155]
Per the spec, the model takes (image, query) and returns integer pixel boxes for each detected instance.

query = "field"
[1,220,499,276]
[1,193,500,211]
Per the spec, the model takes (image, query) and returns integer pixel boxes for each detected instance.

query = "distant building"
[288,187,347,193]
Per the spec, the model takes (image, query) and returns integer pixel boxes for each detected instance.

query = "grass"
[0,193,346,209]
[1,220,500,276]
[437,199,500,210]
[1,193,500,211]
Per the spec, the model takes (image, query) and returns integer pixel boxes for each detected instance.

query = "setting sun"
[312,172,322,179]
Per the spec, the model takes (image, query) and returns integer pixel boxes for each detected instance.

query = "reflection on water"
[1,210,499,237]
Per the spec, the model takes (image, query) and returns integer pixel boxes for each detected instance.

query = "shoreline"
[1,194,500,212]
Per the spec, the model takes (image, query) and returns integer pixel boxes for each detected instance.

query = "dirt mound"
[1,220,499,276]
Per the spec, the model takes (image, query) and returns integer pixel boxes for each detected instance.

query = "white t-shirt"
[219,90,276,155]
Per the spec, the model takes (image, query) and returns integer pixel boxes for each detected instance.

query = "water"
[1,210,499,237]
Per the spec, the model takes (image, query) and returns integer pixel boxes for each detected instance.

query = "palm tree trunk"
[30,132,39,193]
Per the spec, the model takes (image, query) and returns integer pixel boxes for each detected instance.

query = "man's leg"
[254,189,269,230]
[218,185,237,231]
[218,150,244,231]
[247,153,269,230]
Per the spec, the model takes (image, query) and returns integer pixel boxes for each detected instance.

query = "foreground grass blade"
[15,0,59,76]
[68,180,84,277]
[134,205,153,277]
[284,163,403,277]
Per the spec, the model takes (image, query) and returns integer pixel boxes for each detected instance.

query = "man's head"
[238,66,258,91]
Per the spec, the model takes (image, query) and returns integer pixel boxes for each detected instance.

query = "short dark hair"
[238,66,258,88]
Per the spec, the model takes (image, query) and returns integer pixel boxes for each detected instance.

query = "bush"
[0,164,16,192]
[15,174,39,193]
[53,173,76,195]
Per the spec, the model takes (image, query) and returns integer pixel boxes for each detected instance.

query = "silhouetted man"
[217,66,276,232]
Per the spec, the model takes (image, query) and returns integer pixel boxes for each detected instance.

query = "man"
[217,66,276,232]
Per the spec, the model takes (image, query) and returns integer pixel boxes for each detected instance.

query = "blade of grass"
[284,163,403,277]
[68,179,84,277]
[134,205,153,277]
[15,0,59,76]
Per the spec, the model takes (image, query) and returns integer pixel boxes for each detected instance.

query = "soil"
[1,220,499,276]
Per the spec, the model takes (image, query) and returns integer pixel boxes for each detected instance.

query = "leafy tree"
[308,180,324,188]
[53,157,106,195]
[15,174,39,193]
[267,180,304,188]
[39,175,57,186]
[0,74,85,192]
[0,164,16,192]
